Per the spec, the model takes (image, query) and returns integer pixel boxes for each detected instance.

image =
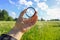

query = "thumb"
[23,11,38,26]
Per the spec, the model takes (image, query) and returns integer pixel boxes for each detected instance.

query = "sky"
[0,0,60,20]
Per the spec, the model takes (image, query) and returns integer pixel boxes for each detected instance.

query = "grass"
[0,21,60,40]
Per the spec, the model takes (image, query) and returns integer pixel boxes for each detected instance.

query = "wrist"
[7,26,24,40]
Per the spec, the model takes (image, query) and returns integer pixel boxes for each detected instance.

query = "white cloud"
[25,1,33,7]
[37,2,48,10]
[56,0,60,2]
[9,0,15,4]
[18,0,27,4]
[35,8,39,11]
[9,0,33,9]
[46,8,60,19]
[34,0,40,3]
[56,0,60,5]
[18,0,33,7]
[11,12,16,18]
[27,9,34,14]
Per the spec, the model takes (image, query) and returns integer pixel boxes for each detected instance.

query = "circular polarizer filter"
[23,7,35,18]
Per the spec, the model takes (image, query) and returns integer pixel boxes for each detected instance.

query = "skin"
[7,8,38,40]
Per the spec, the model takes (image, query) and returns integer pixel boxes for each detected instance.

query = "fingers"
[17,9,27,22]
[22,14,37,32]
[20,9,27,17]
[17,7,37,22]
[19,9,27,19]
[16,7,38,27]
[32,10,37,17]
[15,8,38,32]
[24,11,38,26]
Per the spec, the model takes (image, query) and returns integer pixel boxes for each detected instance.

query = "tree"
[41,18,45,21]
[7,16,13,21]
[14,18,18,21]
[50,19,60,21]
[0,9,14,21]
[2,9,9,20]
[0,10,3,20]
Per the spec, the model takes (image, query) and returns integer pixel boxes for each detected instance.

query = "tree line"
[0,9,16,21]
[0,9,60,21]
[38,18,60,21]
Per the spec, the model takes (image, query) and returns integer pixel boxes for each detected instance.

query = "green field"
[0,21,60,40]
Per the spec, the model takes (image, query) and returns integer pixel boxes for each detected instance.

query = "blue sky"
[0,0,60,20]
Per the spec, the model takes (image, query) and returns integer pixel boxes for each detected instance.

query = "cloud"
[46,8,60,19]
[18,0,33,7]
[37,2,48,10]
[34,0,40,3]
[56,0,60,5]
[35,8,38,11]
[18,0,27,4]
[9,0,15,5]
[25,1,33,7]
[10,12,16,18]
[27,9,34,14]
[56,0,60,2]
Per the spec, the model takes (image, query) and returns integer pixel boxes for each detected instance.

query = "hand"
[14,8,38,32]
[8,8,38,40]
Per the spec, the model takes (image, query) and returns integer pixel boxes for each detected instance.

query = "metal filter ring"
[26,7,36,18]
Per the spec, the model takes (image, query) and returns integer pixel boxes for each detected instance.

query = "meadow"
[0,21,60,40]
